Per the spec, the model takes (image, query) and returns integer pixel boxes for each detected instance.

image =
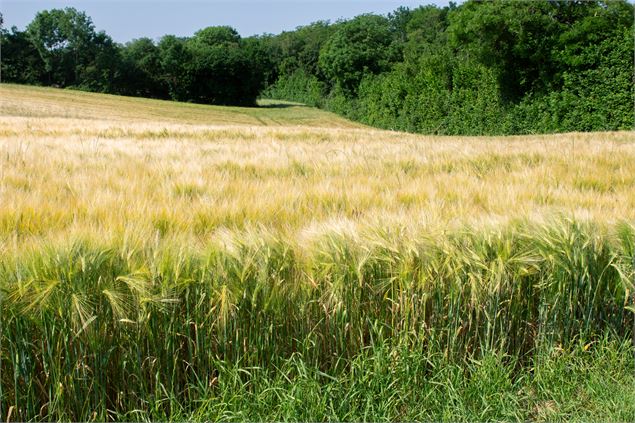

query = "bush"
[262,69,326,107]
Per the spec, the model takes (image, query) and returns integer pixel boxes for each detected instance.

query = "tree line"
[1,0,633,134]
[0,9,268,106]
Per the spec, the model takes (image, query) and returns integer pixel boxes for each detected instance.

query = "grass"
[0,84,634,421]
[0,84,361,128]
[1,84,635,242]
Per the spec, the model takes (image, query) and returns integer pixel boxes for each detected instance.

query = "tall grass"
[1,85,634,420]
[1,220,633,420]
[3,84,635,242]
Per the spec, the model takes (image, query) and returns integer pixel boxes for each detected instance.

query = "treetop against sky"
[1,0,453,42]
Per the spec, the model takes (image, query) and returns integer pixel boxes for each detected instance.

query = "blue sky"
[1,0,452,42]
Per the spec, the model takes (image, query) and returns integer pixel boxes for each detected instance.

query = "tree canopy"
[1,1,632,132]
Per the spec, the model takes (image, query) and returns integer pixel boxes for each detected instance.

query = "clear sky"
[1,0,452,43]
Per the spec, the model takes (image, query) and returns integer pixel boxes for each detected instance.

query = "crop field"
[1,84,634,421]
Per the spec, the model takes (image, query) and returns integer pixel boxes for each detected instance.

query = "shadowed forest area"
[1,0,633,134]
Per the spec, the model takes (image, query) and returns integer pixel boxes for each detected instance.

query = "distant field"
[1,83,634,244]
[1,84,634,421]
[0,84,361,128]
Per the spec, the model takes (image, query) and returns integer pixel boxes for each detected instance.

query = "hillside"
[0,83,362,128]
[1,84,634,421]
[1,84,635,241]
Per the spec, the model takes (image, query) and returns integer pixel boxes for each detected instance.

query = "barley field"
[1,84,634,421]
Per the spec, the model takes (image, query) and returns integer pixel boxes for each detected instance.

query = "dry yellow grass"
[2,84,635,423]
[1,83,634,250]
[0,83,361,128]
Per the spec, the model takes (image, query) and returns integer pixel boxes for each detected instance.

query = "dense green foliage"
[1,0,632,129]
[1,220,635,420]
[265,0,634,134]
[0,8,270,106]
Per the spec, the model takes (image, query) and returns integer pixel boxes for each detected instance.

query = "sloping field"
[0,83,362,127]
[1,84,634,421]
[1,84,634,243]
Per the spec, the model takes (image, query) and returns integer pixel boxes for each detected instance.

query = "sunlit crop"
[1,84,634,421]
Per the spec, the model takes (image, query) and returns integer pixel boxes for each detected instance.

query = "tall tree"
[447,0,560,102]
[318,14,399,95]
[26,8,97,86]
[185,26,262,106]
[157,35,192,101]
[120,38,168,98]
[1,25,47,84]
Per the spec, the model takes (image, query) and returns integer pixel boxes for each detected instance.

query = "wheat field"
[1,84,634,421]
[2,84,635,246]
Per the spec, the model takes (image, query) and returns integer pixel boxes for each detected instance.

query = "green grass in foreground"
[1,84,634,421]
[1,219,634,421]
[132,340,635,422]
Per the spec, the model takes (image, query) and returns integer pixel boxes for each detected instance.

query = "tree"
[403,5,450,59]
[1,26,46,84]
[387,6,412,45]
[447,0,560,102]
[26,8,97,86]
[77,31,122,93]
[0,12,3,82]
[191,26,240,46]
[241,36,276,96]
[158,35,192,101]
[185,26,262,106]
[318,14,399,95]
[120,38,168,98]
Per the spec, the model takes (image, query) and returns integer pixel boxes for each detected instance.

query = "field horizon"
[1,83,634,421]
